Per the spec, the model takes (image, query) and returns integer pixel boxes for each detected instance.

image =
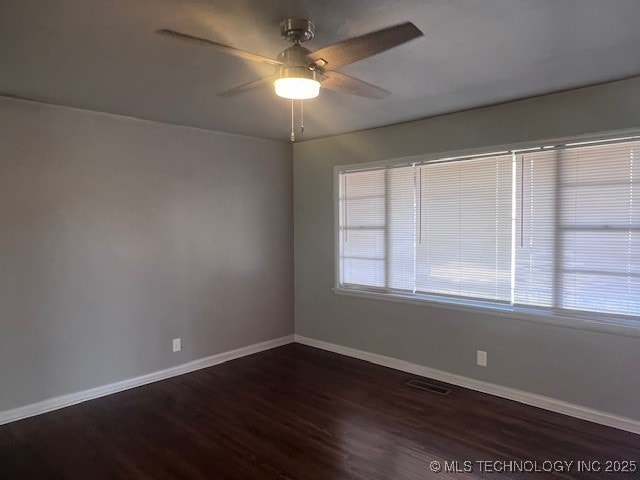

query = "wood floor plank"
[1,344,638,479]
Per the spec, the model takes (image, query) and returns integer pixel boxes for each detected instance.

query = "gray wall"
[0,97,293,411]
[294,77,640,420]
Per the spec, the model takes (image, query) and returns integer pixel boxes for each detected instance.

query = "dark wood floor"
[1,344,638,479]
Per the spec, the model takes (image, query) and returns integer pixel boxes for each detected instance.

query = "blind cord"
[521,155,525,247]
[344,175,348,243]
[418,167,422,244]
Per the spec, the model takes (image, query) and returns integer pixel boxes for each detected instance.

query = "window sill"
[333,287,640,338]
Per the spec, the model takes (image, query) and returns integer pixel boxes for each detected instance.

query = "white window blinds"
[339,169,386,288]
[514,150,556,307]
[517,141,639,316]
[338,137,640,320]
[339,155,512,302]
[416,156,512,301]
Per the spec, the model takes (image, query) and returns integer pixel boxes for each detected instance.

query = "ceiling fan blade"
[321,71,389,99]
[157,29,283,67]
[307,22,423,71]
[217,76,274,97]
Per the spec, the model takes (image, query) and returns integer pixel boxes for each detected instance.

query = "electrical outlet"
[172,338,181,352]
[477,350,487,367]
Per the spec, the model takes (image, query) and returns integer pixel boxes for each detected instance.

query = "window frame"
[333,131,640,338]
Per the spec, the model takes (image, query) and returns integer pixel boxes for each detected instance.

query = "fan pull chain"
[290,100,306,142]
[290,98,295,142]
[300,100,304,140]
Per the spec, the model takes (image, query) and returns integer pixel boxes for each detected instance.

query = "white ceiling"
[2,0,640,141]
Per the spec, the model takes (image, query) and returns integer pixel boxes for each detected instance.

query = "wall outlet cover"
[477,350,487,367]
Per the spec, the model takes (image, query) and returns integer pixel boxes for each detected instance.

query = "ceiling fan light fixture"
[274,65,320,100]
[274,77,320,99]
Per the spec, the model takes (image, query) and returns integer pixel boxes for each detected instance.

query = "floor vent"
[406,379,451,396]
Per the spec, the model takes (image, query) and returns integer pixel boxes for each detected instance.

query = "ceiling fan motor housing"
[280,19,315,43]
[275,44,320,83]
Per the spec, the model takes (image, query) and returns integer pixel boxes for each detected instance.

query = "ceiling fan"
[157,19,424,101]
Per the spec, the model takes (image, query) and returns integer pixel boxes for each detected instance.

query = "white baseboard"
[0,335,295,426]
[5,333,638,435]
[295,335,640,435]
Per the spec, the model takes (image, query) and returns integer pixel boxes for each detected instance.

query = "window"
[337,137,640,321]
